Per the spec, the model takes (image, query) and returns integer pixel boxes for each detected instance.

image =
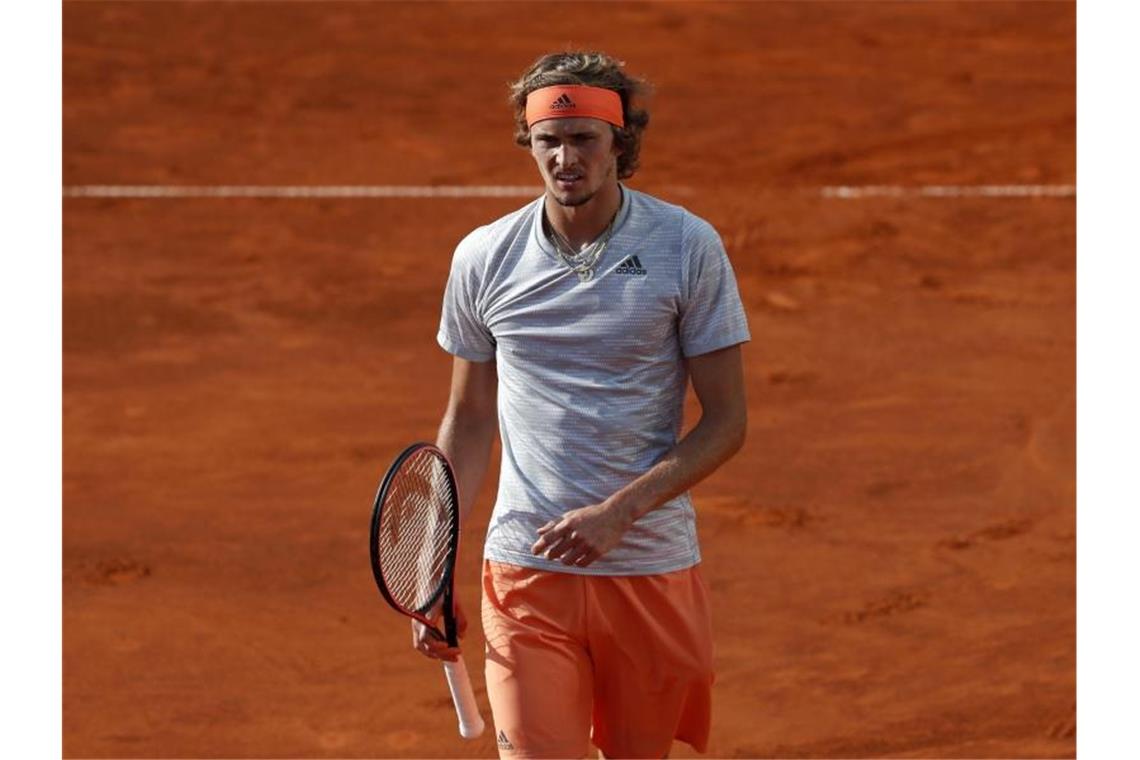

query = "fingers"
[560,543,597,567]
[411,620,461,662]
[407,592,468,664]
[532,525,599,566]
[421,643,462,662]
[545,531,576,560]
[532,527,573,559]
[530,520,562,555]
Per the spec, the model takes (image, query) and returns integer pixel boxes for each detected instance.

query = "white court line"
[61,184,1076,199]
[62,184,546,198]
[821,184,1075,199]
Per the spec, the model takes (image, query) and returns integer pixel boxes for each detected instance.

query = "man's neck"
[544,181,623,250]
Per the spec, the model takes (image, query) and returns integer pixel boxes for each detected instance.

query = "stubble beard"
[551,186,596,208]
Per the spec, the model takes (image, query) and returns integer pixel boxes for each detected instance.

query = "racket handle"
[442,655,484,739]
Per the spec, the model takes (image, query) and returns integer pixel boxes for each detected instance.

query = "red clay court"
[64,2,1075,757]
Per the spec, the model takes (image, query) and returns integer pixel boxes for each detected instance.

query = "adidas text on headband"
[525,85,625,129]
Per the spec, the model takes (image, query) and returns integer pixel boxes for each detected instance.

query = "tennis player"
[415,50,750,758]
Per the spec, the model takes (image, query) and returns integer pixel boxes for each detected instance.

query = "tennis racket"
[369,442,484,739]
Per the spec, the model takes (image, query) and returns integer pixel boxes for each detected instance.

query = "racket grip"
[442,655,484,739]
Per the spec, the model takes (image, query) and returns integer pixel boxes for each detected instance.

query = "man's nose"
[554,143,577,167]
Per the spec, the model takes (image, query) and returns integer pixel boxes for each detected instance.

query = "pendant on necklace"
[577,269,593,283]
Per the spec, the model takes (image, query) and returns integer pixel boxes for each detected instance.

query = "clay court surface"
[63,2,1075,757]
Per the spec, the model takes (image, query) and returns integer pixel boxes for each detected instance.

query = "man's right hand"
[411,597,467,662]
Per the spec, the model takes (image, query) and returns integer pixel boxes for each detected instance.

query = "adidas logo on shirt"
[614,255,647,275]
[550,93,576,109]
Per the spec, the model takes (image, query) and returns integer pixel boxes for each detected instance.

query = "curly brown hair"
[509,51,651,180]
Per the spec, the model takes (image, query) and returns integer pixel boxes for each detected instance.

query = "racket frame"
[369,442,462,646]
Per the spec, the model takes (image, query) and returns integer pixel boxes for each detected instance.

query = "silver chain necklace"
[545,206,620,283]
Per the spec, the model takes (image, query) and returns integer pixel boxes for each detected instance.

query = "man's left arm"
[532,343,747,567]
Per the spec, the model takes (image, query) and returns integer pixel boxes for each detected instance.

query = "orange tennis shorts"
[481,560,714,759]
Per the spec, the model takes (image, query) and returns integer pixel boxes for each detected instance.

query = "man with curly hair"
[415,50,750,758]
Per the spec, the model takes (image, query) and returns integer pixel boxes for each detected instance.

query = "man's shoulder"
[457,197,542,255]
[627,187,686,221]
[625,188,719,244]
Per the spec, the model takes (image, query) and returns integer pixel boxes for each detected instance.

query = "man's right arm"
[435,356,498,527]
[412,355,497,662]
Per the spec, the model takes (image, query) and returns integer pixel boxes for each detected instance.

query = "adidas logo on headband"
[550,93,576,109]
[525,85,624,128]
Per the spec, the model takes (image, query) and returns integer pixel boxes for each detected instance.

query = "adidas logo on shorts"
[497,729,515,750]
[615,255,647,275]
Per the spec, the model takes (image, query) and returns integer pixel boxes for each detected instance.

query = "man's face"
[529,117,621,208]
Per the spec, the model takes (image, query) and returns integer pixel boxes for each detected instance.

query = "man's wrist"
[605,491,646,527]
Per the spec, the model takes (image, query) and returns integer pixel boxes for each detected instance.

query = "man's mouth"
[554,171,583,186]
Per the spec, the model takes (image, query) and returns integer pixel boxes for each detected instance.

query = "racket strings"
[377,450,457,614]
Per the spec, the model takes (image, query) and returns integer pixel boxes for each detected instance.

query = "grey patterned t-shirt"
[437,186,750,575]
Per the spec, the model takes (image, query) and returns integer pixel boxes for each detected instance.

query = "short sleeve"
[437,228,496,362]
[678,213,751,358]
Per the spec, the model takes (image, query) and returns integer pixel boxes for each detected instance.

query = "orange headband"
[525,85,625,129]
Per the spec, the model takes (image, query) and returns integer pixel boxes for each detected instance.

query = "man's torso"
[438,187,749,575]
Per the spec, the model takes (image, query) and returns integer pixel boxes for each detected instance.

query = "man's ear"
[611,128,624,158]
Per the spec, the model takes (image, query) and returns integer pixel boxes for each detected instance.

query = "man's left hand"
[531,501,635,567]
